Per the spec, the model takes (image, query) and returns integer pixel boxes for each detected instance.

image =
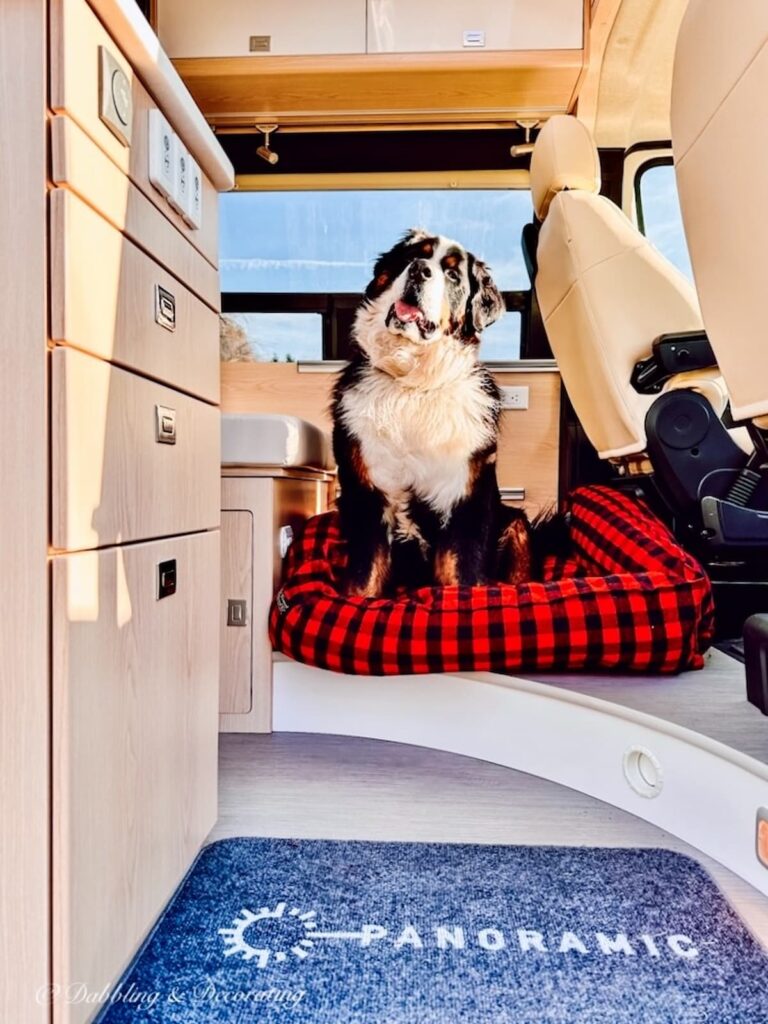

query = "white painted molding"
[273,660,768,896]
[87,0,235,190]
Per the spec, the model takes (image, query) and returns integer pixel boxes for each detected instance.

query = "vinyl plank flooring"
[517,649,768,764]
[211,732,768,949]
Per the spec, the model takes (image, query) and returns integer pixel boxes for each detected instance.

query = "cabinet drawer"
[51,186,219,403]
[52,347,220,551]
[52,530,219,1023]
[51,120,219,312]
[50,0,218,266]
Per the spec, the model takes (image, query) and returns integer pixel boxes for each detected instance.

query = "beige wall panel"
[368,0,584,54]
[52,530,219,1024]
[220,510,254,714]
[158,0,366,57]
[51,185,220,403]
[51,347,221,551]
[50,0,219,264]
[221,362,335,433]
[221,362,560,514]
[0,3,49,1021]
[50,118,219,311]
[219,364,333,432]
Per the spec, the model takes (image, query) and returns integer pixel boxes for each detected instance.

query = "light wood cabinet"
[50,128,220,312]
[51,0,220,264]
[50,183,220,403]
[220,472,333,733]
[220,510,254,714]
[0,3,233,1021]
[158,0,584,58]
[367,0,584,53]
[51,347,220,551]
[158,0,367,58]
[52,531,219,1022]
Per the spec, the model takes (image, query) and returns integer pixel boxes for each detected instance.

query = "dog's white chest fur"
[339,346,496,523]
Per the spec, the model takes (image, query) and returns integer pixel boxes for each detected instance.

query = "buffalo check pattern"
[269,486,715,675]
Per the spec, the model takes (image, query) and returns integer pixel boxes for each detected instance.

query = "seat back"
[672,0,768,428]
[532,115,704,461]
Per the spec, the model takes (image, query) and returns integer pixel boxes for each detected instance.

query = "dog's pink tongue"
[395,300,422,322]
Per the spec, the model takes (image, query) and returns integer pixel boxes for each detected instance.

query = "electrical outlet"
[500,385,529,410]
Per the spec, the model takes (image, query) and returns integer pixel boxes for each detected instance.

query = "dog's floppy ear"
[464,256,504,338]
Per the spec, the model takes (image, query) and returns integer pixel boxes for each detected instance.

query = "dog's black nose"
[409,259,432,283]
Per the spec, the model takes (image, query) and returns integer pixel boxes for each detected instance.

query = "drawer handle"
[157,559,177,599]
[154,284,176,332]
[155,405,177,445]
[227,599,248,627]
[499,487,526,502]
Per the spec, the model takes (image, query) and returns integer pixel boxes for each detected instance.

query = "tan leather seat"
[672,0,768,431]
[532,115,718,463]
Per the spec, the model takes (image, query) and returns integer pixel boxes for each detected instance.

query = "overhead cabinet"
[159,0,583,57]
[158,0,367,57]
[368,0,584,54]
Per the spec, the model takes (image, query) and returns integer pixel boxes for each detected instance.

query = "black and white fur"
[331,228,533,597]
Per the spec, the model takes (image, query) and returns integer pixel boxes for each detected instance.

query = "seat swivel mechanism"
[645,390,768,548]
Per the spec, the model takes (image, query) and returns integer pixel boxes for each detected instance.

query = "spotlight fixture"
[510,119,540,158]
[256,123,279,165]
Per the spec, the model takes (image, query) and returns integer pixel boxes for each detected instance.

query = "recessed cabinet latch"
[157,559,177,599]
[155,405,177,445]
[154,284,176,331]
[227,599,248,627]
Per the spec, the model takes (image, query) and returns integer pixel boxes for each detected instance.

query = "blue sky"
[220,171,691,362]
[637,163,693,279]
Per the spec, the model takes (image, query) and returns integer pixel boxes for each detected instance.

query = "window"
[220,188,533,362]
[220,312,323,363]
[635,160,693,280]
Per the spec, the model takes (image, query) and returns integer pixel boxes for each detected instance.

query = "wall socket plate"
[169,136,190,215]
[500,385,529,410]
[148,109,175,199]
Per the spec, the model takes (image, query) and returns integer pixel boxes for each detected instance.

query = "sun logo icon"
[218,902,318,969]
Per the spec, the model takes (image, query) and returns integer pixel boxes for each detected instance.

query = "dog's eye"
[445,267,460,282]
[375,273,390,289]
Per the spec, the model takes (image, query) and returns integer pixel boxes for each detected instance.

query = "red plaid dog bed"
[269,485,714,675]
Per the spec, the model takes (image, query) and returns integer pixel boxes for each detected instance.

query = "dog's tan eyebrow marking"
[420,240,435,257]
[441,251,463,270]
[375,272,390,288]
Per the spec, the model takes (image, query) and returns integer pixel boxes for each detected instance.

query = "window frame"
[221,290,529,362]
[220,171,538,363]
[633,155,675,237]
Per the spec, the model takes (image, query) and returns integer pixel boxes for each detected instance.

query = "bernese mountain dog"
[331,228,535,598]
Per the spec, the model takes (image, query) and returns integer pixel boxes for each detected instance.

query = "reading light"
[510,119,540,158]
[256,123,279,165]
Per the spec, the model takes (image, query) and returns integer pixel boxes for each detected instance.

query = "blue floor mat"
[96,838,768,1023]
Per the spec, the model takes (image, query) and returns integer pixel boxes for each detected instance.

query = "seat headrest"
[530,115,602,221]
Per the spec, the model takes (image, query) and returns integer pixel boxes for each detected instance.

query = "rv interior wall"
[220,362,561,518]
[0,3,49,1022]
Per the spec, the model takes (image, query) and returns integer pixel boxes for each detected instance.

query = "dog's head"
[353,229,504,371]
